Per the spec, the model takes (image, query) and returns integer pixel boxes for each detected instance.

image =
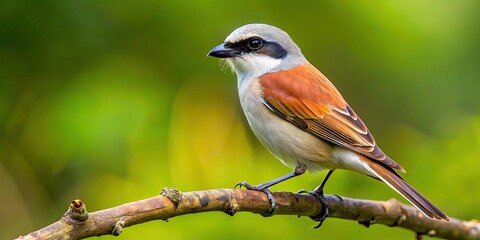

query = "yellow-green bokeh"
[1,0,479,239]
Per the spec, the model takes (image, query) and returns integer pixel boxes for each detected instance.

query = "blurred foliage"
[1,0,479,239]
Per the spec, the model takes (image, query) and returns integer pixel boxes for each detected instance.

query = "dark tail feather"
[364,158,449,221]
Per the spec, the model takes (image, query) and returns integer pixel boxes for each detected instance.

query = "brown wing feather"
[260,63,404,172]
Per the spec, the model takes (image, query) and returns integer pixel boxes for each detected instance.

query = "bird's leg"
[312,169,334,196]
[235,164,307,216]
[298,169,335,228]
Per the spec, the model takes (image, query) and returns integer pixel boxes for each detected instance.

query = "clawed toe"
[234,181,249,189]
[296,189,309,194]
[232,165,309,217]
[311,202,329,228]
[234,181,276,216]
[298,189,330,228]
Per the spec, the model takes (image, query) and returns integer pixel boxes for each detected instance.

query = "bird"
[207,23,448,224]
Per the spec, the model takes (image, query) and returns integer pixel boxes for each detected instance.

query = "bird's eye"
[247,38,264,51]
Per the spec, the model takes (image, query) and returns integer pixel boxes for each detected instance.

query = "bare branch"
[16,188,480,240]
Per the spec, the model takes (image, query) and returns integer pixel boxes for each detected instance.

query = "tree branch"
[16,188,480,240]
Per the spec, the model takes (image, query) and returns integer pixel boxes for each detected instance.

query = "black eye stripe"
[225,37,287,59]
[258,42,287,59]
[225,38,259,52]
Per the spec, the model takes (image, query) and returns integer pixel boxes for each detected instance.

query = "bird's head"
[208,24,307,81]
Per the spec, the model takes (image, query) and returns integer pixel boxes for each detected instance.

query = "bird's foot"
[235,182,275,216]
[297,189,329,228]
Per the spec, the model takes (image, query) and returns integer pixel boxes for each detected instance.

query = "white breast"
[237,77,336,172]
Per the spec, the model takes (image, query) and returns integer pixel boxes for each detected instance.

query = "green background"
[1,0,479,239]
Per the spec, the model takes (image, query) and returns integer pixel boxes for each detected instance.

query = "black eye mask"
[225,37,287,59]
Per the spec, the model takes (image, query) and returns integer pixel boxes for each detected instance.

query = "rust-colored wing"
[260,63,404,172]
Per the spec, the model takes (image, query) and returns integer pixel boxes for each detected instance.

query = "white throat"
[227,54,282,83]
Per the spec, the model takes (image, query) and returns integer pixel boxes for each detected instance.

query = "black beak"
[208,43,240,58]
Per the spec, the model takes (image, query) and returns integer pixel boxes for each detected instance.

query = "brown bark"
[16,188,480,240]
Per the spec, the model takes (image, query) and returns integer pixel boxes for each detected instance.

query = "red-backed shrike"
[208,23,448,223]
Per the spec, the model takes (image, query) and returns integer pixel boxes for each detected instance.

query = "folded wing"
[260,63,404,172]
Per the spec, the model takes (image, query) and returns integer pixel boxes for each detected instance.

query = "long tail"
[362,157,449,221]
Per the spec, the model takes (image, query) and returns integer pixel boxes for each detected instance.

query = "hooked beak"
[208,43,241,58]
